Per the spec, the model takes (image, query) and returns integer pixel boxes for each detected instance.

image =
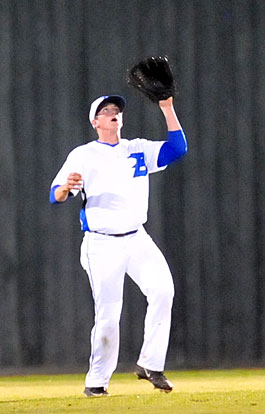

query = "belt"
[93,229,138,237]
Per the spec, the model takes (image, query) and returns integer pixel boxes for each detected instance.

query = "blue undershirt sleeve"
[157,130,188,167]
[49,185,73,204]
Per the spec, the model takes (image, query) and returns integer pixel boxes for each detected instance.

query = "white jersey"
[51,138,166,234]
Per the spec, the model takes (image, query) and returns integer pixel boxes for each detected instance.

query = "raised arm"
[158,96,182,131]
[157,97,188,167]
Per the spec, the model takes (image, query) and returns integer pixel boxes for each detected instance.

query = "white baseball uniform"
[51,137,175,388]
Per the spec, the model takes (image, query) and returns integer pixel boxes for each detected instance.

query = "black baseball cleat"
[84,387,109,397]
[135,364,173,393]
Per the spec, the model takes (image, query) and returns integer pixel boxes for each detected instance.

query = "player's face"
[94,103,123,131]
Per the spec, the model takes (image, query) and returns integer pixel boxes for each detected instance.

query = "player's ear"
[92,119,98,129]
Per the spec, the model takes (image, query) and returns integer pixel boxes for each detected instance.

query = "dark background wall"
[1,0,265,372]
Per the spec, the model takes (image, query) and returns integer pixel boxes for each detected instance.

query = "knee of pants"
[97,301,122,321]
[100,317,119,332]
[147,281,175,307]
[97,303,121,333]
[95,317,120,350]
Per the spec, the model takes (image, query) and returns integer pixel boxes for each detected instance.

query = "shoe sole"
[156,387,173,393]
[83,391,110,397]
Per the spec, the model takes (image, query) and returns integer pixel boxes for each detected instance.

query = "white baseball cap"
[88,95,126,125]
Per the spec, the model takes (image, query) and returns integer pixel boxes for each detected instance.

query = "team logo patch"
[129,152,148,177]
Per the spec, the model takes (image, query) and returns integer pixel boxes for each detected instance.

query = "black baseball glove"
[126,56,177,102]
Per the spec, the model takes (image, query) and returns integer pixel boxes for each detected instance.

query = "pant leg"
[80,232,127,388]
[126,227,175,371]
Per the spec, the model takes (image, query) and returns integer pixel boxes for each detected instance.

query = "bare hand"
[66,172,83,190]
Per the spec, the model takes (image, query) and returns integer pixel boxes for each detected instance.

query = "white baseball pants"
[80,226,174,389]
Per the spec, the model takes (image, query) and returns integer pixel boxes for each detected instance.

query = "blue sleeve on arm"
[49,185,73,204]
[49,185,60,204]
[157,130,188,167]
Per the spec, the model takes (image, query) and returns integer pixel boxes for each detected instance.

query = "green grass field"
[1,369,265,414]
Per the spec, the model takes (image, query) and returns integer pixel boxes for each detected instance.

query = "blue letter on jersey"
[129,152,148,177]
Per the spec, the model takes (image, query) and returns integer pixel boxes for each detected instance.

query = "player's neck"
[96,130,121,145]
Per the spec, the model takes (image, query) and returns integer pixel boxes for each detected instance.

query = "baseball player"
[49,94,188,396]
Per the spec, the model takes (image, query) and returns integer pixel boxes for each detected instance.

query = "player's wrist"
[159,96,173,108]
[159,104,175,114]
